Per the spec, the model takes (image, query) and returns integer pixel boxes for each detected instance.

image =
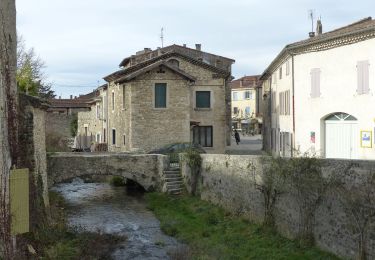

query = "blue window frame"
[155,83,167,108]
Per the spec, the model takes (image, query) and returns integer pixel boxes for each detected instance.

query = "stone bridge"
[47,153,170,191]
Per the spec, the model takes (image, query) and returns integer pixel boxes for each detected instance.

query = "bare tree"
[0,0,17,258]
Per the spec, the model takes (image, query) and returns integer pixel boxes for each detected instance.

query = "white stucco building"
[261,17,375,159]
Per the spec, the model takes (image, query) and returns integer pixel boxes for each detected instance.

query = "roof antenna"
[160,27,164,48]
[308,9,315,37]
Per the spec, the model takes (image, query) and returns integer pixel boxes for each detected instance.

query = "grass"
[145,193,340,260]
[17,191,126,259]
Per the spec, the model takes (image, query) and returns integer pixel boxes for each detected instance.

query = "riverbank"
[17,191,126,259]
[146,193,340,259]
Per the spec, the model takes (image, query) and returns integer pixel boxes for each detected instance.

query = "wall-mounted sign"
[310,131,315,144]
[360,130,372,148]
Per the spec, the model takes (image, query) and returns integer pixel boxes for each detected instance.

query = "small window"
[244,91,250,99]
[123,134,126,145]
[357,60,369,95]
[245,107,250,115]
[103,129,106,143]
[96,133,100,143]
[311,68,321,98]
[112,129,116,145]
[233,92,239,101]
[286,60,290,76]
[167,59,179,67]
[122,86,125,109]
[193,126,213,147]
[233,107,238,114]
[96,104,100,119]
[279,67,282,79]
[196,91,210,108]
[155,83,167,108]
[112,92,115,111]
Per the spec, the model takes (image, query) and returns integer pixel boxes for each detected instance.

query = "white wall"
[294,37,375,159]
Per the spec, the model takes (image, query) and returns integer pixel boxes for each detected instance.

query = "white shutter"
[357,60,369,94]
[311,68,320,98]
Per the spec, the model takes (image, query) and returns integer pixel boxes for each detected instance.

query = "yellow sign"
[10,168,29,235]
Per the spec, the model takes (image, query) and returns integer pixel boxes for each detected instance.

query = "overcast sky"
[16,0,375,98]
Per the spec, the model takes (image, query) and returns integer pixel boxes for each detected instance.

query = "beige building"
[78,44,234,153]
[262,17,375,159]
[230,75,262,133]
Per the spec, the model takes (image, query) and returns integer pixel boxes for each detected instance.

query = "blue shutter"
[155,83,167,108]
[196,91,210,108]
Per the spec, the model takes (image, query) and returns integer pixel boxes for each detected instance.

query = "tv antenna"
[160,27,164,48]
[308,9,315,32]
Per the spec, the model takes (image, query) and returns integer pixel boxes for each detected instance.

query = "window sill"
[194,108,212,111]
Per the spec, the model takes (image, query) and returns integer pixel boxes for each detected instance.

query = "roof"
[119,44,235,67]
[104,50,232,82]
[230,75,261,89]
[115,60,196,84]
[260,17,375,80]
[48,98,92,108]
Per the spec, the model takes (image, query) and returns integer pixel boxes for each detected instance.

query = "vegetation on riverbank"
[17,191,126,259]
[146,193,339,260]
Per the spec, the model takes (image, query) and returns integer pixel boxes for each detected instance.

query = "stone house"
[229,75,262,133]
[77,44,235,153]
[261,17,375,159]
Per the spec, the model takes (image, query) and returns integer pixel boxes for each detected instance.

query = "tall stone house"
[230,75,262,133]
[261,17,375,159]
[77,44,235,153]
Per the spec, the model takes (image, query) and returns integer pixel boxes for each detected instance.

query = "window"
[193,126,213,147]
[245,106,250,116]
[233,107,238,114]
[167,59,179,67]
[155,83,167,108]
[123,134,126,145]
[286,60,290,76]
[196,91,210,108]
[96,104,100,119]
[244,91,250,99]
[96,133,100,143]
[233,92,239,101]
[112,129,116,145]
[310,68,321,98]
[112,91,115,111]
[279,90,290,115]
[122,86,125,109]
[103,128,106,143]
[357,60,369,94]
[279,67,282,79]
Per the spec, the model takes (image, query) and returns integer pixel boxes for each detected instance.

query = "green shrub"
[110,176,126,186]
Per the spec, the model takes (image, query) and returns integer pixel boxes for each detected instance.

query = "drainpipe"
[291,53,296,157]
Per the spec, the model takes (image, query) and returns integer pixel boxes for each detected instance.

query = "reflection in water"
[52,180,181,259]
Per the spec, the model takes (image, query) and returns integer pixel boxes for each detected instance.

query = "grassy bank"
[18,191,126,259]
[146,193,339,260]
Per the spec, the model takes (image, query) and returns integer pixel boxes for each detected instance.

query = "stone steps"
[163,167,183,195]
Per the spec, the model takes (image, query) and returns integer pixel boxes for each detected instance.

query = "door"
[325,113,358,159]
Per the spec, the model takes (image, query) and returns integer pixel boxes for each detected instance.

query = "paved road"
[226,134,263,155]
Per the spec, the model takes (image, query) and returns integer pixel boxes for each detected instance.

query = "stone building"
[77,44,235,153]
[261,17,375,159]
[229,75,262,133]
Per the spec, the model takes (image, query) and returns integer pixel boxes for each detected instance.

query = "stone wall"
[181,154,375,259]
[47,153,169,191]
[46,113,75,138]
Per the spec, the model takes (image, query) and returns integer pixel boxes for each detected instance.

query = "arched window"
[167,59,179,67]
[325,112,357,121]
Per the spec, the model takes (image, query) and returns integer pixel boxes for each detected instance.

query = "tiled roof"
[261,17,375,80]
[230,75,261,89]
[48,98,92,108]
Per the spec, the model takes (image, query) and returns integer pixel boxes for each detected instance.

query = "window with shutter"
[357,60,369,95]
[310,68,321,98]
[196,91,211,108]
[155,83,167,108]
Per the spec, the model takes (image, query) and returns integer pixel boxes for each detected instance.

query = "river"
[52,178,181,259]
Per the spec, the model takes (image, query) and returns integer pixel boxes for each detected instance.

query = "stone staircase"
[163,165,183,195]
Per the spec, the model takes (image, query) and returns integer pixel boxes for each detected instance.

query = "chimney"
[70,95,73,99]
[316,19,323,35]
[59,96,61,99]
[309,31,315,38]
[183,44,186,47]
[195,44,201,51]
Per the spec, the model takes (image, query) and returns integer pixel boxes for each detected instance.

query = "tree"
[16,36,55,99]
[0,0,17,257]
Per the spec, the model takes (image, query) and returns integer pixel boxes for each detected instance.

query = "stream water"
[52,178,181,259]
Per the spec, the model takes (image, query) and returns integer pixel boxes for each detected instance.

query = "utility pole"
[0,0,17,258]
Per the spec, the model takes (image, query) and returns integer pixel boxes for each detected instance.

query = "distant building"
[77,44,235,153]
[229,75,262,133]
[261,17,375,159]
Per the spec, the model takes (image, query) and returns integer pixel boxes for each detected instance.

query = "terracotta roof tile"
[230,75,261,89]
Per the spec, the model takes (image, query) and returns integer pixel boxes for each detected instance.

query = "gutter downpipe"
[290,52,296,157]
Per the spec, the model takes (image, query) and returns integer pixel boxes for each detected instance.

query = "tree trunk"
[0,0,17,258]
